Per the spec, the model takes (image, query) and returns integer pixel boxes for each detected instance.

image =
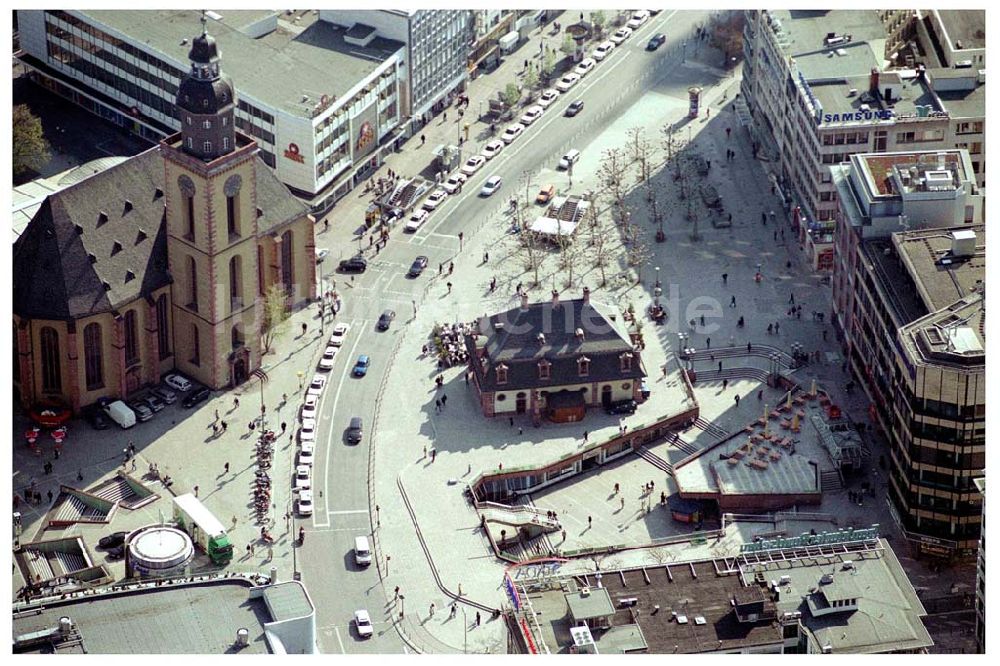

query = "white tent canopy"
[528,216,578,238]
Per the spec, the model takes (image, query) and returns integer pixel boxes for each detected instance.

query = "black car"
[338,255,368,273]
[647,33,666,51]
[83,403,111,430]
[565,100,585,117]
[408,255,429,277]
[182,386,211,408]
[98,531,129,549]
[605,399,637,415]
[143,395,166,412]
[377,310,396,331]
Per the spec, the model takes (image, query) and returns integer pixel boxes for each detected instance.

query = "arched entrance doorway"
[229,347,251,387]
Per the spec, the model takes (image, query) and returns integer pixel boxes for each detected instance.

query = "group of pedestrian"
[766,321,781,335]
[434,394,449,412]
[725,148,735,161]
[787,304,803,319]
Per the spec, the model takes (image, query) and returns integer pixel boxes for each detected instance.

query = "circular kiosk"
[126,526,195,577]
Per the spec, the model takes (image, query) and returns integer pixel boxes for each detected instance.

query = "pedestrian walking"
[757,389,763,400]
[224,462,230,474]
[730,295,737,307]
[476,611,481,626]
[823,330,828,341]
[761,212,766,225]
[614,482,620,494]
[773,230,778,241]
[449,261,454,274]
[583,430,588,442]
[723,378,728,390]
[726,126,731,139]
[221,420,228,432]
[662,363,668,377]
[423,445,428,458]
[301,322,308,336]
[767,323,773,335]
[747,342,752,352]
[789,292,795,305]
[281,421,287,434]
[47,489,53,503]
[446,281,453,294]
[215,409,220,421]
[718,361,723,372]
[431,449,437,462]
[54,448,60,460]
[193,485,199,497]
[450,603,457,618]
[441,394,448,406]
[435,398,442,412]
[700,314,705,327]
[706,337,711,348]
[734,394,741,406]
[429,603,435,618]
[588,515,593,528]
[722,272,728,284]
[438,263,443,275]
[620,497,626,509]
[509,417,514,427]
[420,134,426,146]
[774,321,779,333]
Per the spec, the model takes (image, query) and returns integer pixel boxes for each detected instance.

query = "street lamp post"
[682,41,687,62]
[462,606,468,653]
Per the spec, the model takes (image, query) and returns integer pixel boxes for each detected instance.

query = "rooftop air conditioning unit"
[820,574,834,584]
[847,88,858,96]
[955,60,973,68]
[822,645,833,654]
[580,586,591,596]
[842,560,854,570]
[779,575,792,585]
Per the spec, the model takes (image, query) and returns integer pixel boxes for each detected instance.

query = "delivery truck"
[173,493,233,565]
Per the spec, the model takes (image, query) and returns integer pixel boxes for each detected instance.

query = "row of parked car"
[83,373,210,430]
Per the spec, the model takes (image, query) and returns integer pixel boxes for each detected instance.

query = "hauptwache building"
[13,20,317,412]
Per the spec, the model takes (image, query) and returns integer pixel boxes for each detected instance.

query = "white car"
[610,27,633,45]
[482,139,505,159]
[314,247,330,264]
[460,155,486,176]
[163,373,192,392]
[593,40,615,61]
[519,105,544,126]
[354,610,374,638]
[328,323,350,347]
[299,442,315,467]
[441,173,468,194]
[302,395,318,421]
[574,58,596,77]
[294,464,312,491]
[404,209,429,233]
[296,489,314,516]
[627,10,650,29]
[318,345,339,370]
[422,188,447,211]
[480,175,503,197]
[307,373,327,397]
[500,124,525,144]
[555,72,581,92]
[537,89,560,108]
[299,418,316,443]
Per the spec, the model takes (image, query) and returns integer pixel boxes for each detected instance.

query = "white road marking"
[334,626,346,654]
[314,323,367,528]
[328,509,368,515]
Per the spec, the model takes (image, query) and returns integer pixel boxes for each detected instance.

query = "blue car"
[353,355,370,377]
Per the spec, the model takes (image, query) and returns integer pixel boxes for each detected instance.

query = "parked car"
[565,100,585,117]
[500,124,525,144]
[307,374,328,397]
[408,255,429,277]
[299,442,315,467]
[142,394,165,413]
[318,346,339,371]
[482,139,505,159]
[98,531,129,549]
[377,310,396,331]
[182,386,210,409]
[480,175,503,197]
[555,72,581,92]
[163,373,192,392]
[610,27,633,45]
[353,355,371,377]
[294,465,312,491]
[460,155,486,176]
[647,33,666,51]
[519,105,544,126]
[605,399,637,415]
[299,419,316,443]
[151,385,178,405]
[315,247,330,264]
[422,188,448,211]
[354,609,374,638]
[537,89,560,108]
[593,40,615,61]
[573,58,596,77]
[559,149,582,170]
[338,255,368,273]
[441,172,468,194]
[83,403,111,430]
[404,209,429,233]
[627,10,650,29]
[329,323,350,347]
[536,184,556,204]
[128,400,154,423]
[302,395,319,421]
[296,489,314,516]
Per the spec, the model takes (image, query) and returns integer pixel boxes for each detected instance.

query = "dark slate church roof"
[13,149,169,320]
[466,298,646,392]
[13,146,309,320]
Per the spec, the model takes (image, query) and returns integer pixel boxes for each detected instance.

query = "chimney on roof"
[551,289,560,307]
[582,285,591,305]
[521,292,529,310]
[575,327,585,342]
[869,68,880,95]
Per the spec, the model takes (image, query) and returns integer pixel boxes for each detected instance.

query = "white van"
[103,400,136,429]
[354,535,372,567]
[559,149,581,170]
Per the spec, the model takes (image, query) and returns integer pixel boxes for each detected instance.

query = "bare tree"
[514,203,543,287]
[597,147,630,235]
[260,283,289,354]
[627,230,653,284]
[626,126,644,165]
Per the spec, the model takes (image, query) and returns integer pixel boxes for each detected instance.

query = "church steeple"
[176,12,236,161]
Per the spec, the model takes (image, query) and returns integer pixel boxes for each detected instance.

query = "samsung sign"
[822,109,894,124]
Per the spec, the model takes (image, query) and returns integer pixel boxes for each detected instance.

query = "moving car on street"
[353,355,371,377]
[647,33,666,50]
[537,89,559,108]
[408,255,429,277]
[346,416,364,444]
[565,100,585,117]
[574,57,596,77]
[460,155,486,176]
[422,188,447,211]
[354,610,374,638]
[500,123,525,144]
[610,26,633,44]
[338,255,368,273]
[554,72,580,92]
[593,40,615,60]
[404,208,429,232]
[377,310,396,331]
[482,139,505,159]
[480,175,503,197]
